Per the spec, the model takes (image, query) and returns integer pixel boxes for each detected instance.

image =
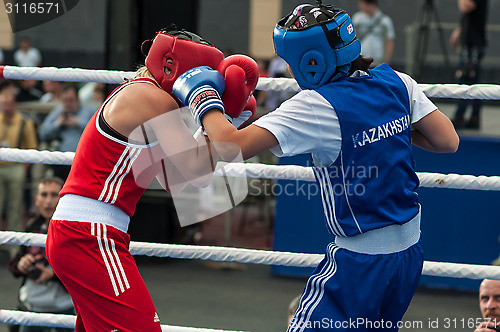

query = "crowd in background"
[0,74,106,257]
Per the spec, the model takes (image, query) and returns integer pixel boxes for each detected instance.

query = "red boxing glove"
[231,95,257,129]
[217,55,259,118]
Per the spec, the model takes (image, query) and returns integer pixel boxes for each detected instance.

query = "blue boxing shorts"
[288,213,424,332]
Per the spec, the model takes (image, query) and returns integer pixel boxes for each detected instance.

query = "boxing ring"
[0,65,500,331]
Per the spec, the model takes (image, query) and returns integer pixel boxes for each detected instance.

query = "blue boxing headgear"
[273,3,361,90]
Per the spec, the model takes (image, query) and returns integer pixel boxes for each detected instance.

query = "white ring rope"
[0,310,75,329]
[0,309,245,332]
[0,148,74,165]
[218,162,500,191]
[1,148,500,191]
[418,83,500,100]
[258,77,500,99]
[2,65,500,99]
[1,231,499,281]
[0,65,134,84]
[2,65,499,330]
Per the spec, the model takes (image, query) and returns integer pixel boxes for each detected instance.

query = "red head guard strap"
[143,29,224,93]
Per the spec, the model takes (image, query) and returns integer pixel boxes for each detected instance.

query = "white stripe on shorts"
[288,244,340,332]
[91,223,130,296]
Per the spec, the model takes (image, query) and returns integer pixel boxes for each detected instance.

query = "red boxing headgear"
[142,28,224,93]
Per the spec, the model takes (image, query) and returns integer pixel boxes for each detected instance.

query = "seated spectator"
[39,83,96,179]
[39,80,63,103]
[16,80,43,102]
[7,177,74,332]
[78,82,107,109]
[0,79,17,95]
[14,37,42,67]
[288,295,301,327]
[0,91,38,257]
[265,56,293,111]
[255,58,269,108]
[474,279,500,332]
[91,82,106,106]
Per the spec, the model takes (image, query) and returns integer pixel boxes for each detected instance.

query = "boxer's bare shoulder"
[103,81,179,137]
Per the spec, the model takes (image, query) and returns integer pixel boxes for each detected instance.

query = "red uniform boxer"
[46,26,241,331]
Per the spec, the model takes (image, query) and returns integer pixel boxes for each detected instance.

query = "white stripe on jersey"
[313,167,346,236]
[325,170,347,236]
[99,147,130,201]
[99,147,140,204]
[339,151,363,233]
[104,147,139,203]
[111,147,141,204]
[314,168,338,235]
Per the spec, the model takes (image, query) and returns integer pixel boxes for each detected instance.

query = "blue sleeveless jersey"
[314,64,420,237]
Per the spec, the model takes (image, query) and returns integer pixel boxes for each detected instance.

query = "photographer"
[7,177,74,332]
[38,83,96,179]
[450,0,488,130]
[475,279,500,332]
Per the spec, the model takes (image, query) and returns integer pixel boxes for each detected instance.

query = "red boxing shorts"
[46,219,162,332]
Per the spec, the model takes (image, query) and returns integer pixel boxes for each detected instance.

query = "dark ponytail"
[348,55,374,75]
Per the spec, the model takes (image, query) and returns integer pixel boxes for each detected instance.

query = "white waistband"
[52,194,130,233]
[334,207,421,255]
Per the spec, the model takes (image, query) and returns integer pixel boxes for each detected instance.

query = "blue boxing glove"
[172,66,226,126]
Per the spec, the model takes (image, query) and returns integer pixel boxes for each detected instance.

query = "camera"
[26,259,45,280]
[61,110,71,118]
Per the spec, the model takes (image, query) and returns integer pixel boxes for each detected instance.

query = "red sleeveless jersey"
[60,78,166,216]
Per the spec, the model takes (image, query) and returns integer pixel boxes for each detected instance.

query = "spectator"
[0,91,38,257]
[474,279,500,332]
[450,0,488,130]
[16,80,43,103]
[223,48,235,57]
[14,37,42,67]
[352,0,395,66]
[39,80,63,104]
[255,58,269,108]
[78,82,107,109]
[265,56,292,111]
[91,82,106,106]
[7,177,74,332]
[0,79,18,95]
[287,295,301,327]
[39,83,96,179]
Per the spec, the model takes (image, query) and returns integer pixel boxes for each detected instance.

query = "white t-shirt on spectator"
[352,10,395,66]
[14,47,42,67]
